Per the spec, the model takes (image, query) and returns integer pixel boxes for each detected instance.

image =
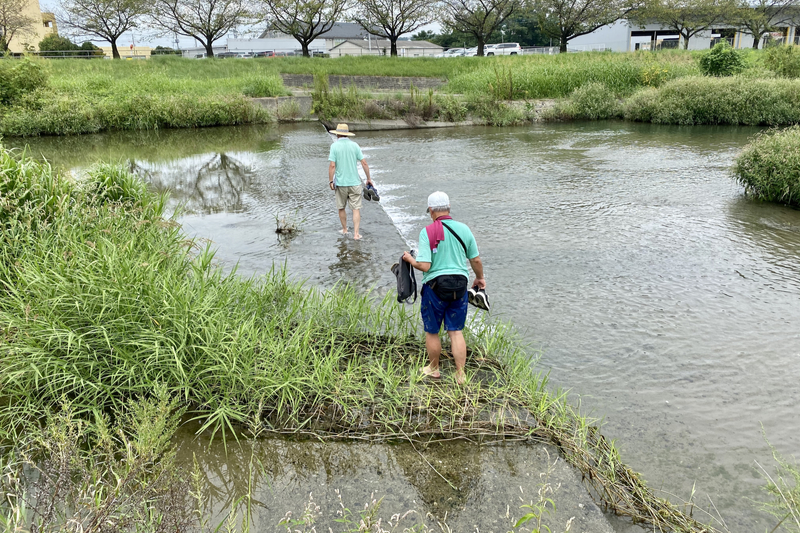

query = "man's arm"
[402,252,430,272]
[328,161,336,190]
[469,256,485,289]
[360,159,373,185]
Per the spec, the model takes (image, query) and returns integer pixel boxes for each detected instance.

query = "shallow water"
[10,121,800,532]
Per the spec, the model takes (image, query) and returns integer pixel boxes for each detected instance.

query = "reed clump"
[0,145,722,532]
[733,126,800,207]
[623,76,800,126]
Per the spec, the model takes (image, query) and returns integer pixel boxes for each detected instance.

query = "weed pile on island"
[0,145,721,532]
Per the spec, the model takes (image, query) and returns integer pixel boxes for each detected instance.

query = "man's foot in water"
[353,233,362,240]
[340,228,349,235]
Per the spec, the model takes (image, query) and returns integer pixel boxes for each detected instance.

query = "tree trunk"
[682,33,690,49]
[390,38,397,56]
[752,34,761,49]
[477,36,485,56]
[302,41,310,57]
[205,41,215,57]
[111,40,120,59]
[559,36,567,53]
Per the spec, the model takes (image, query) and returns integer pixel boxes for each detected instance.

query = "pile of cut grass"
[0,145,721,533]
[734,125,800,207]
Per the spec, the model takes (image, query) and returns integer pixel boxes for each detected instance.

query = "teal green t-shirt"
[417,220,479,284]
[328,138,364,187]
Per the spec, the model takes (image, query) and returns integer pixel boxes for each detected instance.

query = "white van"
[486,43,522,55]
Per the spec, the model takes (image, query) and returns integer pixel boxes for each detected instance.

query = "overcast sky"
[38,0,441,50]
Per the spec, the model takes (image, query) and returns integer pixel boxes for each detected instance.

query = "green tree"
[58,0,149,58]
[732,0,798,49]
[259,0,348,57]
[151,0,251,58]
[535,0,633,52]
[412,29,436,40]
[353,0,435,55]
[441,0,520,55]
[0,0,36,52]
[629,0,735,50]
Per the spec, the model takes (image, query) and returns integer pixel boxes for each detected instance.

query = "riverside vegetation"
[3,48,800,135]
[0,143,749,532]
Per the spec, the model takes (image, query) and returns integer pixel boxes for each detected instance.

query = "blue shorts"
[420,283,468,334]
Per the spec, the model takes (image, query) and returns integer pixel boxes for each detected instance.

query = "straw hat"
[329,123,355,136]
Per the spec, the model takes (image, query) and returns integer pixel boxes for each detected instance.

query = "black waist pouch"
[427,274,467,302]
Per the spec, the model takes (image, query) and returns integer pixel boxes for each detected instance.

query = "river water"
[9,121,800,532]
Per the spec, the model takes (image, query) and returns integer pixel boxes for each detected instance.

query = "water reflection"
[131,152,256,214]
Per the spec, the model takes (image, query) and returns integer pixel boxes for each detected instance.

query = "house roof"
[330,39,442,50]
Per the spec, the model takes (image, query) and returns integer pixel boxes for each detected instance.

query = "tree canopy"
[353,0,435,56]
[629,0,735,49]
[151,0,252,57]
[441,0,520,55]
[535,0,634,52]
[260,0,347,57]
[0,0,37,51]
[58,0,148,58]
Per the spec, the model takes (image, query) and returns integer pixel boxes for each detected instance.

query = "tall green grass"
[733,126,800,207]
[0,57,282,136]
[623,76,800,125]
[445,51,700,98]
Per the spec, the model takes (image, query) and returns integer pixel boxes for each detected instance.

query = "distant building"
[259,22,370,51]
[4,0,57,53]
[99,45,152,59]
[569,19,799,52]
[329,39,443,57]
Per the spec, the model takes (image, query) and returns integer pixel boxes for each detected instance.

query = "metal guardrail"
[522,46,560,55]
[3,50,104,59]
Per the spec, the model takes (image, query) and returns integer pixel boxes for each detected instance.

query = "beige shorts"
[335,185,363,211]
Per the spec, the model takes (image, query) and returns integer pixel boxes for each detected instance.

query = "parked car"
[486,43,522,55]
[253,50,276,58]
[436,47,466,57]
[215,51,237,58]
[466,46,496,56]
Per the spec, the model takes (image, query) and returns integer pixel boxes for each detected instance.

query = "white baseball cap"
[426,191,450,213]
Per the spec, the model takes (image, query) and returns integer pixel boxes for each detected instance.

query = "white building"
[328,39,443,57]
[569,19,799,52]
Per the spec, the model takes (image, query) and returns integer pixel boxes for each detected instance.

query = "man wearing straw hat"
[328,123,373,240]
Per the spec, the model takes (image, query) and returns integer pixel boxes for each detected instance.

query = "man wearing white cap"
[328,123,373,240]
[402,191,486,384]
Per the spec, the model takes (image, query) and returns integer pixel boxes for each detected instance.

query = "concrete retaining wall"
[281,74,445,91]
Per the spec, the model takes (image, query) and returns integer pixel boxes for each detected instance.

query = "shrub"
[623,76,800,126]
[552,82,620,120]
[764,45,800,78]
[435,94,467,122]
[733,126,800,207]
[465,94,525,126]
[699,42,745,77]
[0,58,49,105]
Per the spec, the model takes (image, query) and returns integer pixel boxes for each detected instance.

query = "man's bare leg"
[423,332,441,377]
[338,209,349,234]
[353,209,362,240]
[447,330,467,384]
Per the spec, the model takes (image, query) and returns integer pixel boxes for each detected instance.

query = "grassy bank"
[3,50,795,137]
[0,145,719,532]
[734,126,800,207]
[0,57,280,136]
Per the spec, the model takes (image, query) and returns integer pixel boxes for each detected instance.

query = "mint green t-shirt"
[328,138,364,187]
[416,220,479,284]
